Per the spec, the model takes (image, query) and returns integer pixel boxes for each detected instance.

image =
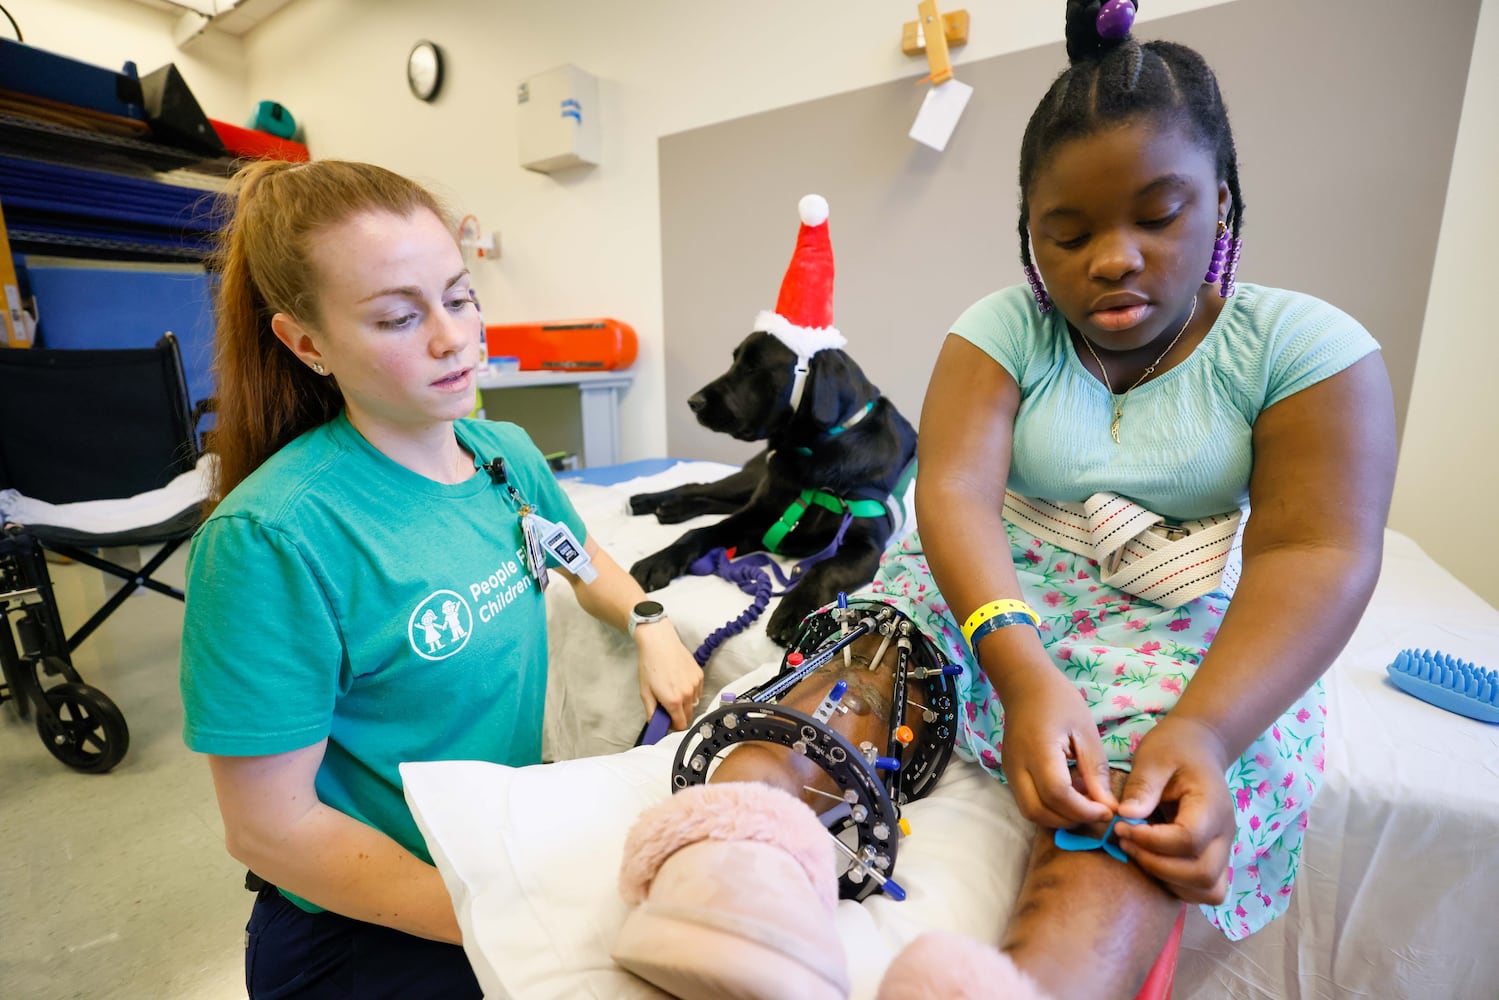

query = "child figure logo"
[408,590,474,661]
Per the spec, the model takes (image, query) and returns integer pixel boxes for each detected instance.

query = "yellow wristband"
[961,599,1039,644]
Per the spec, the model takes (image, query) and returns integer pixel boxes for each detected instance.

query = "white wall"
[1388,0,1499,605]
[231,0,1236,467]
[13,0,1497,605]
[4,0,248,120]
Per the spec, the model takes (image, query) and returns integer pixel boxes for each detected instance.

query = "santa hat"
[754,194,848,412]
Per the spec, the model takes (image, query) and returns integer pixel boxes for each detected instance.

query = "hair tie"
[1096,0,1137,40]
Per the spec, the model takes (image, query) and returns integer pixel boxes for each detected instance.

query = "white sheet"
[407,467,1499,1000]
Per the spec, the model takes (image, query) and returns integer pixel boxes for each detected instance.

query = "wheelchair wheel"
[35,682,130,773]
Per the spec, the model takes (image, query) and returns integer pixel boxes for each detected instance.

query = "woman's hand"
[1113,715,1235,905]
[633,622,703,731]
[998,666,1118,828]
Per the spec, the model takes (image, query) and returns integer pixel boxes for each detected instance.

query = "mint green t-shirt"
[950,283,1380,520]
[180,413,585,911]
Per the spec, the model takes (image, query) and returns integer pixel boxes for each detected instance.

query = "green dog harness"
[761,488,889,554]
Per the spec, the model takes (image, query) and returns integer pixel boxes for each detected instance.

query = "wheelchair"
[0,332,208,773]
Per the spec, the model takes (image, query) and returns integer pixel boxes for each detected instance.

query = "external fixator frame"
[670,597,962,901]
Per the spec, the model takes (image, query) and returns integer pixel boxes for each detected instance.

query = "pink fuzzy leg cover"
[876,932,1053,1000]
[618,781,838,911]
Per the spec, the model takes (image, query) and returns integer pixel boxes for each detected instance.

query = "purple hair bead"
[1096,0,1137,40]
[1219,237,1243,298]
[1204,224,1231,284]
[1024,264,1053,314]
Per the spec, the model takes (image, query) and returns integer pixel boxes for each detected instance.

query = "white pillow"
[403,665,1032,1000]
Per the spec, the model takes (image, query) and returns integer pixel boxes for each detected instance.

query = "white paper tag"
[909,78,973,152]
[519,510,550,591]
[528,513,597,583]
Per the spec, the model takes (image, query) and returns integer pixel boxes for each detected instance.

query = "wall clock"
[407,41,444,102]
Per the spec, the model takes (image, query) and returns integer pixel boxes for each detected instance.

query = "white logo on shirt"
[408,590,474,661]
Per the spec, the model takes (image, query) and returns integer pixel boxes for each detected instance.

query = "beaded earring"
[1204,221,1243,298]
[1024,264,1053,314]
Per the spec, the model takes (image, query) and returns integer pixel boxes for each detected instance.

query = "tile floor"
[1,546,247,1000]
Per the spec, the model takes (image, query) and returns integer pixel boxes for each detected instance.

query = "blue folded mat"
[1386,649,1499,724]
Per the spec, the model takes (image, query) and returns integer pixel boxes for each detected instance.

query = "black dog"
[628,331,917,646]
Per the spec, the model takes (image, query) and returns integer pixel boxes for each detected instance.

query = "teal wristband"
[967,610,1041,651]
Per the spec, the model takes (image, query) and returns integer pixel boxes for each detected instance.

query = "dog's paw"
[628,491,665,516]
[630,551,684,592]
[651,496,705,525]
[766,598,814,647]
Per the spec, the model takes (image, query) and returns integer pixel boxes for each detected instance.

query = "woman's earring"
[1024,264,1053,314]
[312,362,327,376]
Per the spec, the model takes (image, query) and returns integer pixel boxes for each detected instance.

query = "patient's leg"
[998,770,1181,999]
[877,769,1180,1000]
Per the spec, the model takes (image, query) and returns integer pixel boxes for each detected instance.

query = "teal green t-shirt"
[950,283,1380,520]
[180,413,585,911]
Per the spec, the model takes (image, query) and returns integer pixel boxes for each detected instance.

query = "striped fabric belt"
[1002,491,1244,609]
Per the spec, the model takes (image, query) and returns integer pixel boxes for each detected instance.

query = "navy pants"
[245,885,482,999]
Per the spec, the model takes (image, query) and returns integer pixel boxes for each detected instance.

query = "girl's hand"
[634,623,703,731]
[1114,715,1235,905]
[999,666,1118,828]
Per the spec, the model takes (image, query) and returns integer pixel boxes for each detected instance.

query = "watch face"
[407,41,444,102]
[633,600,664,619]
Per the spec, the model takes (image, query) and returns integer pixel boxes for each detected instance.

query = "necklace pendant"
[1110,402,1123,443]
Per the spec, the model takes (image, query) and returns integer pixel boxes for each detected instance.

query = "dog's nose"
[687,393,707,413]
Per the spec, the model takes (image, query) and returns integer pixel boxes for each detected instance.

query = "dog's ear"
[805,350,860,428]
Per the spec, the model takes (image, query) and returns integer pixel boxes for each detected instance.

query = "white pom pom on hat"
[798,193,829,228]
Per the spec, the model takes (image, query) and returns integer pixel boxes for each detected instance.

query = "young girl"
[179,160,704,999]
[611,3,1396,999]
[874,1,1396,996]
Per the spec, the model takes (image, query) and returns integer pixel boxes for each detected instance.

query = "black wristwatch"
[628,599,667,637]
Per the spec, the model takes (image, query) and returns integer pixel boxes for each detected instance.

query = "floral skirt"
[865,524,1325,941]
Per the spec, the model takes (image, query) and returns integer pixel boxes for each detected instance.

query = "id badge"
[528,513,597,583]
[518,507,551,591]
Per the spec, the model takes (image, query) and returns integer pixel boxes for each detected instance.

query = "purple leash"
[635,512,855,746]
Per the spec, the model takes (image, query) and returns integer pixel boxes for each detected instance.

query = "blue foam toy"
[1386,648,1499,724]
[1054,815,1145,863]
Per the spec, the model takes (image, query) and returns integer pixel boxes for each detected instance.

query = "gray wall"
[660,0,1479,463]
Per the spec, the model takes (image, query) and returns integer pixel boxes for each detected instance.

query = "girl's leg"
[999,771,1181,1000]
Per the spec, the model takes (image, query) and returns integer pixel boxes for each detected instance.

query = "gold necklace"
[1079,296,1197,444]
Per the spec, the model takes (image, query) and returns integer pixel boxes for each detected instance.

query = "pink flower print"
[1089,559,1099,567]
[1091,647,1109,654]
[1044,591,1065,607]
[1312,752,1326,773]
[1072,610,1090,622]
[1088,585,1099,592]
[1235,787,1252,811]
[1258,891,1273,908]
[1297,812,1310,831]
[1249,815,1262,831]
[1281,772,1295,789]
[1077,570,1090,580]
[1278,885,1293,897]
[1114,663,1127,677]
[1077,621,1097,638]
[1094,594,1114,606]
[1112,694,1136,710]
[1139,640,1161,655]
[1077,686,1089,701]
[1272,725,1282,742]
[965,702,978,722]
[1234,904,1248,918]
[1296,708,1311,724]
[980,749,1001,770]
[1128,730,1143,753]
[1320,705,1328,716]
[1119,618,1144,631]
[1159,676,1182,696]
[1024,550,1042,565]
[1256,780,1271,797]
[1208,605,1224,616]
[1254,753,1272,769]
[1281,796,1296,812]
[1203,628,1218,642]
[1246,864,1260,880]
[1168,618,1191,632]
[1057,646,1074,661]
